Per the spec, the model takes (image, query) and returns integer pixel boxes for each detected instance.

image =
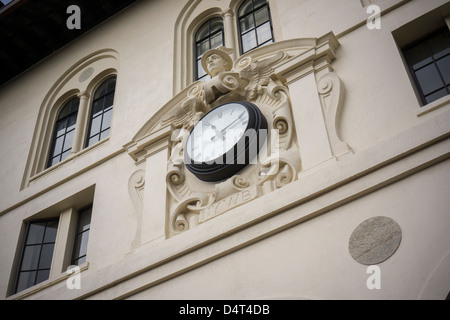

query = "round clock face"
[185,101,267,182]
[185,102,250,164]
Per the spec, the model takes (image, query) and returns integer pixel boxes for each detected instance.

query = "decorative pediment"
[124,32,350,238]
[125,32,340,154]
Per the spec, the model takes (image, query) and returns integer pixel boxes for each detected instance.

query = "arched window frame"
[237,0,275,54]
[85,75,117,148]
[46,96,80,169]
[175,0,278,91]
[194,17,225,81]
[22,49,119,189]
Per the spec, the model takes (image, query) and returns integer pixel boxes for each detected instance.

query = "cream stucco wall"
[0,0,449,300]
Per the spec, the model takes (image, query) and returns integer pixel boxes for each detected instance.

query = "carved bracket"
[318,72,352,157]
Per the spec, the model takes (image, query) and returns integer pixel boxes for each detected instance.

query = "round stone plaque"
[79,67,94,82]
[349,216,402,265]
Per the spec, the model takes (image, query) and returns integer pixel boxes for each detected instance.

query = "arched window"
[86,76,116,147]
[238,0,274,54]
[47,97,79,168]
[194,17,224,81]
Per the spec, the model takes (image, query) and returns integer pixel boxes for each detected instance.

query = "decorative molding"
[21,49,120,190]
[125,32,353,238]
[317,72,352,157]
[128,169,146,249]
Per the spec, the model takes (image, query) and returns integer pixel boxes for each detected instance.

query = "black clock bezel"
[185,101,268,182]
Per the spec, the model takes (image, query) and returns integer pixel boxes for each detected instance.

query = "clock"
[185,101,268,182]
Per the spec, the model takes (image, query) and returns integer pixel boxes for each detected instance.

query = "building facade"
[0,0,449,300]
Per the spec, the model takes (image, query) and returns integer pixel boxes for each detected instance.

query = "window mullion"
[71,91,90,154]
[222,9,235,52]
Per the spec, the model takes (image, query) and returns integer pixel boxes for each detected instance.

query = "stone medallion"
[349,216,402,265]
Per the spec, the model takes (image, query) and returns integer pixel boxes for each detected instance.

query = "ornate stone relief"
[125,33,350,239]
[128,169,145,248]
[317,72,351,157]
[163,47,300,237]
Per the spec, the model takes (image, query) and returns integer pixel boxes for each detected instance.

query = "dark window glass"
[86,76,116,147]
[15,219,59,293]
[47,98,79,168]
[71,206,92,266]
[238,0,274,54]
[403,29,450,106]
[194,17,224,81]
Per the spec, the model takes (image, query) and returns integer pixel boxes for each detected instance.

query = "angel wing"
[161,94,206,129]
[238,51,285,100]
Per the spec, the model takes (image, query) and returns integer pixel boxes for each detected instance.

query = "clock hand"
[210,124,224,141]
[220,112,246,136]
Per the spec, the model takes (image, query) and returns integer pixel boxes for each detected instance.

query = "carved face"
[206,53,228,77]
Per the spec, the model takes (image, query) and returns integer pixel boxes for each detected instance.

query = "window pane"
[55,119,67,137]
[209,18,223,34]
[69,98,80,114]
[405,42,433,70]
[26,222,45,245]
[78,208,92,233]
[437,55,450,85]
[429,32,450,60]
[90,115,102,136]
[100,128,110,140]
[67,113,77,131]
[197,59,206,78]
[52,135,64,156]
[50,156,60,167]
[257,21,272,44]
[425,88,448,104]
[60,149,72,162]
[73,232,89,261]
[415,63,445,95]
[242,30,257,53]
[62,130,74,152]
[94,81,108,100]
[73,256,86,266]
[255,6,269,26]
[196,39,210,57]
[102,109,113,130]
[254,0,268,9]
[21,245,41,270]
[36,270,50,285]
[38,243,55,269]
[239,0,253,16]
[104,92,115,110]
[107,76,116,93]
[195,23,210,41]
[240,15,255,33]
[88,135,100,147]
[57,103,71,120]
[92,99,104,118]
[44,220,58,243]
[16,271,36,292]
[210,31,224,49]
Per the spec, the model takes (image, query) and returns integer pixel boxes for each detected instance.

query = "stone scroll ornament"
[164,47,302,237]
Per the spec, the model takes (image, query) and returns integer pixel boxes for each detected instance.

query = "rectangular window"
[71,206,92,266]
[403,28,450,106]
[15,219,59,293]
